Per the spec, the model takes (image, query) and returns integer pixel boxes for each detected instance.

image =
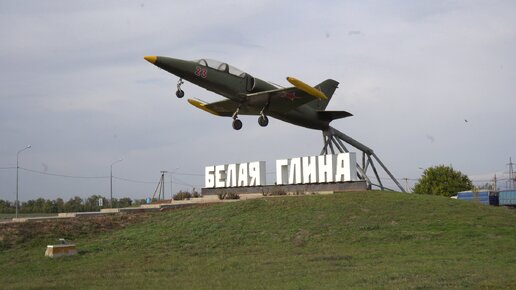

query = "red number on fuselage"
[195,66,207,78]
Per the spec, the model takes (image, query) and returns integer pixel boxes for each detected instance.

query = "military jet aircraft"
[144,56,352,130]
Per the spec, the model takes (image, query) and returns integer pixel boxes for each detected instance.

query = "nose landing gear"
[176,79,184,98]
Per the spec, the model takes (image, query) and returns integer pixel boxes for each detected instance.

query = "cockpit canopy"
[195,59,246,77]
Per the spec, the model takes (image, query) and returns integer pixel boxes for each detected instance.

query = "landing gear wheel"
[176,89,184,98]
[232,119,243,130]
[258,115,269,127]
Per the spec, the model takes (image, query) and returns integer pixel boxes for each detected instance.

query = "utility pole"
[110,158,123,208]
[152,171,167,201]
[493,174,497,191]
[170,167,179,200]
[16,145,31,218]
[508,158,515,190]
[160,171,167,200]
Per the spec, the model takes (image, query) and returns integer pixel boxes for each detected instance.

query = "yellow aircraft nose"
[144,55,157,64]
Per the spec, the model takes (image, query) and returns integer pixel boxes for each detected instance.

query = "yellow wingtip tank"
[286,77,328,100]
[187,99,220,116]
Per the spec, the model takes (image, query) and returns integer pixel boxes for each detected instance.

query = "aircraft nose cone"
[144,55,157,64]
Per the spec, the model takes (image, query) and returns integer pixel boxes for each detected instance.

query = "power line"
[174,172,203,177]
[15,167,202,185]
[171,175,199,188]
[11,166,513,191]
[16,166,510,185]
[20,167,109,179]
[112,176,156,184]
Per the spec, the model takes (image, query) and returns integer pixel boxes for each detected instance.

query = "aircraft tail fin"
[309,79,339,110]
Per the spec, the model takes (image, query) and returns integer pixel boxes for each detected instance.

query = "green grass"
[1,191,515,289]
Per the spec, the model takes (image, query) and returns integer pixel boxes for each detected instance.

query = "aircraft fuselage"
[145,56,347,130]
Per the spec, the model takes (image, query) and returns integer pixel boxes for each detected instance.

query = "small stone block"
[45,244,78,258]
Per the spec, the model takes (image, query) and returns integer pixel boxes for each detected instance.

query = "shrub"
[191,189,201,198]
[262,189,287,196]
[413,165,473,197]
[173,191,192,201]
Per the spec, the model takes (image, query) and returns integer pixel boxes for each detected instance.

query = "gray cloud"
[1,0,515,200]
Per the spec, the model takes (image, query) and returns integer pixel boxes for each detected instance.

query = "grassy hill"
[1,191,515,289]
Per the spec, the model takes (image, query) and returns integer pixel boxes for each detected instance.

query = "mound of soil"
[0,213,151,250]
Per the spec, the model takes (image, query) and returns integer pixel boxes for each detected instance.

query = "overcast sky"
[1,0,515,201]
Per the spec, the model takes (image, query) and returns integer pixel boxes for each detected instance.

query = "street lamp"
[110,158,123,208]
[16,145,31,218]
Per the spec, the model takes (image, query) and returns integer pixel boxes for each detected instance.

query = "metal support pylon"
[152,171,168,201]
[321,126,406,193]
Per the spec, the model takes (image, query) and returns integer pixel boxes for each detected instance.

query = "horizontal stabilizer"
[317,110,353,121]
[287,77,328,100]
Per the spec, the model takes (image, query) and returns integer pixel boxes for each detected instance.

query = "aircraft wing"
[243,77,334,113]
[188,99,260,116]
[188,77,330,116]
[244,87,322,113]
[188,87,316,117]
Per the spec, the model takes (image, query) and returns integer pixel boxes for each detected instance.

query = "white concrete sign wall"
[205,153,357,188]
[276,153,357,185]
[205,161,266,188]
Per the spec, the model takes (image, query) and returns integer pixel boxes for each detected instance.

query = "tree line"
[0,195,148,214]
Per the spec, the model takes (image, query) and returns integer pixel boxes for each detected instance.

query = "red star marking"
[280,91,299,101]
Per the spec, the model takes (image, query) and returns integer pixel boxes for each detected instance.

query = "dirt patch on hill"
[0,213,152,250]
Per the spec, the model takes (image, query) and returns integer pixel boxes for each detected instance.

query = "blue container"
[457,191,490,205]
[499,190,516,206]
